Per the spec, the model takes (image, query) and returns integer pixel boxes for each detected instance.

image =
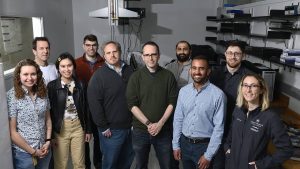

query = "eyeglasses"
[241,84,260,90]
[143,53,158,58]
[84,44,98,48]
[225,51,242,57]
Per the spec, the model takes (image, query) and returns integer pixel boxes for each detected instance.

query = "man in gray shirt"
[166,40,193,88]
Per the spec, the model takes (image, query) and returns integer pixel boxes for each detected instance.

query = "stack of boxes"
[287,126,300,161]
[280,49,300,66]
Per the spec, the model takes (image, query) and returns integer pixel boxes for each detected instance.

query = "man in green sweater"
[126,41,178,169]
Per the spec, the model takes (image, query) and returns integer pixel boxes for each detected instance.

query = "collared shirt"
[221,65,250,102]
[75,53,104,85]
[166,60,193,88]
[7,88,50,152]
[210,64,251,109]
[172,82,226,160]
[210,64,252,134]
[105,61,125,76]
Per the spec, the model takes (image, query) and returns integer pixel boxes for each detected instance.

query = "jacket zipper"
[237,113,248,168]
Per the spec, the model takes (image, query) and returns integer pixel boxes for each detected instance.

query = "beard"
[176,53,190,62]
[227,60,241,69]
[192,74,208,85]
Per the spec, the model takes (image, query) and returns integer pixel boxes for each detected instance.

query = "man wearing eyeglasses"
[76,34,104,86]
[75,34,104,169]
[126,41,178,169]
[210,40,252,169]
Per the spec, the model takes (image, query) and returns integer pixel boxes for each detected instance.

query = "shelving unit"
[206,26,218,33]
[205,13,300,70]
[269,27,300,31]
[207,14,300,22]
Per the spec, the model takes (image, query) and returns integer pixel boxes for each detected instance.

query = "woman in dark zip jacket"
[47,52,91,169]
[224,74,293,169]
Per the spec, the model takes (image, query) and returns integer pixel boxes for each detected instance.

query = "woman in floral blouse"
[7,59,52,169]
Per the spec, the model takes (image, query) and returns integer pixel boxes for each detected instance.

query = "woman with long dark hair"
[47,52,91,169]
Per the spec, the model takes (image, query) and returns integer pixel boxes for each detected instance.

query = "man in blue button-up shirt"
[172,55,226,169]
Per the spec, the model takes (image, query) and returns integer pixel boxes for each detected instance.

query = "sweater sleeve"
[87,71,109,129]
[256,111,293,169]
[126,72,140,110]
[167,73,178,106]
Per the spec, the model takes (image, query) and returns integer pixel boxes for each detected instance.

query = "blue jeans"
[132,128,172,169]
[98,128,134,169]
[13,148,51,169]
[180,135,210,169]
[86,123,102,169]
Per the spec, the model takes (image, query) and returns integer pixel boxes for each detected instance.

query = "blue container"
[227,10,244,14]
[224,4,236,7]
[285,57,296,64]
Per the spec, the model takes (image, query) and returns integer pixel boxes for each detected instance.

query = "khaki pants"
[53,119,85,169]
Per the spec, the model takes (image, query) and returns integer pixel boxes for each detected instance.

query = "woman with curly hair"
[7,59,52,169]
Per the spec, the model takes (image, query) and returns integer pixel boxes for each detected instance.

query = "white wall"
[72,0,219,65]
[0,63,13,169]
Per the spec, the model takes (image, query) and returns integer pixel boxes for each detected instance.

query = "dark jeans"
[170,125,179,169]
[98,128,134,169]
[171,152,180,169]
[180,135,225,169]
[180,135,211,169]
[86,123,102,169]
[132,128,172,169]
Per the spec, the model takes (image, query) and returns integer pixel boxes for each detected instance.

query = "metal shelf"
[207,14,300,22]
[205,13,300,70]
[269,57,300,70]
[269,27,300,31]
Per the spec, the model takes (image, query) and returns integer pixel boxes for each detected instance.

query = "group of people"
[8,35,103,169]
[7,35,294,169]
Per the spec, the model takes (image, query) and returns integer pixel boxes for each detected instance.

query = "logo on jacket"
[250,119,263,133]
